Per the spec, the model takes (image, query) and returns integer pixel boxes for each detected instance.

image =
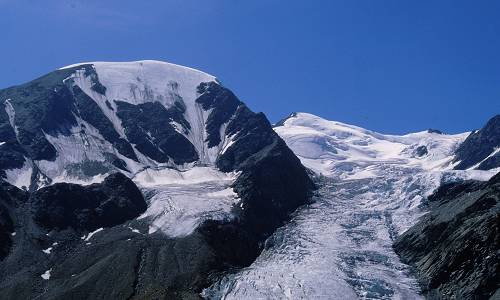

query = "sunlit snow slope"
[205,112,498,299]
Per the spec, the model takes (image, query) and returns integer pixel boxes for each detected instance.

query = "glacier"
[204,112,498,299]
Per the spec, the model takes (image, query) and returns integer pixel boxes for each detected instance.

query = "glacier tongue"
[205,112,499,299]
[204,177,424,299]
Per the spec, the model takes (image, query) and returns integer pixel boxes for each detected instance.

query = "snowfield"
[274,113,470,178]
[205,113,498,299]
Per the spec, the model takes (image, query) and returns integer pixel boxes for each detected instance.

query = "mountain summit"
[1,60,246,189]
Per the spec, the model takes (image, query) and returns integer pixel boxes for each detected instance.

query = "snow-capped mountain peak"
[1,60,302,238]
[63,60,222,166]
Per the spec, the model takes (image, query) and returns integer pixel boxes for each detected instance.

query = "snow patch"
[81,228,104,241]
[4,160,32,190]
[133,166,237,187]
[41,269,52,280]
[4,99,19,138]
[128,227,141,234]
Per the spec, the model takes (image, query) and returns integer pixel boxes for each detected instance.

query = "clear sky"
[1,0,499,134]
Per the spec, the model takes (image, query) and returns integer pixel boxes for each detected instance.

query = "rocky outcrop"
[454,115,500,170]
[394,172,500,299]
[32,173,146,232]
[115,100,198,164]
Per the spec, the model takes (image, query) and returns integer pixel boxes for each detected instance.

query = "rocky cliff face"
[394,172,500,299]
[453,115,500,170]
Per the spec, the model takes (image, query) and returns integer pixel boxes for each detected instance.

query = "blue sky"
[0,0,499,134]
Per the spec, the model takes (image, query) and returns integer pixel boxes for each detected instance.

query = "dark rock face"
[427,129,443,134]
[454,115,500,170]
[0,180,28,260]
[200,138,314,271]
[196,82,241,148]
[415,145,428,157]
[187,86,315,281]
[217,107,276,172]
[479,153,500,171]
[32,173,146,232]
[0,68,78,162]
[0,174,156,300]
[394,172,500,299]
[0,202,13,260]
[232,137,314,237]
[115,101,198,164]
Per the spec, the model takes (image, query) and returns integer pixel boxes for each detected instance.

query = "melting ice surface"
[204,113,498,299]
[135,167,239,237]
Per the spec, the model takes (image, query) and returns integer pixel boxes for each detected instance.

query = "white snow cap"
[61,60,215,79]
[61,60,216,109]
[60,60,216,98]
